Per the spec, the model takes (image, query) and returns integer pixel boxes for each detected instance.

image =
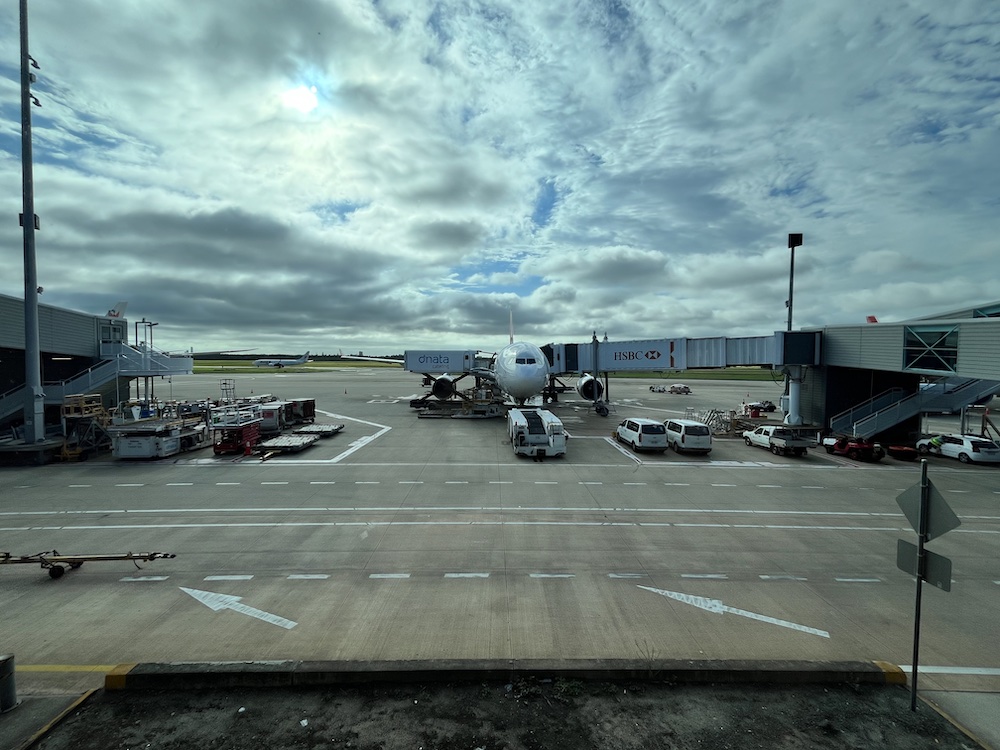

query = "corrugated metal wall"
[957,323,1000,379]
[0,294,101,356]
[822,326,903,371]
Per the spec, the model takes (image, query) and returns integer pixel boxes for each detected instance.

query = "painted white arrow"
[637,585,829,639]
[180,587,298,629]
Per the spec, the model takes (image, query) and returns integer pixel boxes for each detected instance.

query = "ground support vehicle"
[211,403,263,455]
[822,435,885,462]
[916,433,1000,464]
[615,418,668,452]
[289,398,316,424]
[743,425,814,457]
[259,401,294,434]
[108,400,211,459]
[508,408,567,458]
[1,550,176,579]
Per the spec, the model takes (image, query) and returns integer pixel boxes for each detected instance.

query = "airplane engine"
[576,374,604,401]
[431,374,459,400]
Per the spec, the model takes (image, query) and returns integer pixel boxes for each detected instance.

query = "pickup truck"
[743,425,814,457]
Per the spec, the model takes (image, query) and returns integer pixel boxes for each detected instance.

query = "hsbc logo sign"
[613,350,662,361]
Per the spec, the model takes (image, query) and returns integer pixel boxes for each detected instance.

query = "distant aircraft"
[253,351,309,368]
[106,301,128,318]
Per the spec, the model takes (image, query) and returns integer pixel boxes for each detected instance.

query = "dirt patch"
[35,680,973,750]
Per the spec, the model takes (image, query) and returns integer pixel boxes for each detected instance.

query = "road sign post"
[895,460,961,712]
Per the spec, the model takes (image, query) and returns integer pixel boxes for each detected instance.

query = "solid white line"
[369,573,409,579]
[204,575,254,581]
[898,666,1000,676]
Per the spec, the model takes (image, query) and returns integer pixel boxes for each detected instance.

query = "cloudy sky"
[1,1,998,356]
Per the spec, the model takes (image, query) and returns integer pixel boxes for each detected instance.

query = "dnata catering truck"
[507,408,567,458]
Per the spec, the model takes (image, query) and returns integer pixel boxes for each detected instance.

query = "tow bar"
[1,550,177,579]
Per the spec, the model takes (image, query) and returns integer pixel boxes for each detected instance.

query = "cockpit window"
[515,357,536,364]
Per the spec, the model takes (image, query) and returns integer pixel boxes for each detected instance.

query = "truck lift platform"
[1,550,177,579]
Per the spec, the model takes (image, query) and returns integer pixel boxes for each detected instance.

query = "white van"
[664,419,712,454]
[615,418,668,452]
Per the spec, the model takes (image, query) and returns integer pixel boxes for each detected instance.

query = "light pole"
[786,232,803,332]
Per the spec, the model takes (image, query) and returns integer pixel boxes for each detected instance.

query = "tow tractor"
[1,550,176,579]
[821,435,885,462]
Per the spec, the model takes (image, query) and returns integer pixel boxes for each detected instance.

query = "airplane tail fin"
[106,301,128,318]
[866,315,878,324]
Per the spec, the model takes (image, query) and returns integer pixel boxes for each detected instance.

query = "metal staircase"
[830,379,1000,438]
[0,344,193,426]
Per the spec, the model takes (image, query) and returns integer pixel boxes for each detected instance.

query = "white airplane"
[105,301,128,318]
[253,351,309,368]
[343,315,605,409]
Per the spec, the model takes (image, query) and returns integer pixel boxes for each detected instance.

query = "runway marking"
[639,586,830,638]
[216,482,241,485]
[204,574,254,581]
[445,573,489,578]
[445,481,469,484]
[310,481,336,485]
[370,573,410,579]
[579,482,603,485]
[287,574,329,580]
[121,576,169,582]
[530,573,575,578]
[711,483,736,487]
[757,485,783,488]
[490,481,513,484]
[115,484,144,487]
[68,485,91,488]
[759,575,808,581]
[623,482,647,486]
[802,486,826,489]
[534,481,558,485]
[355,481,380,485]
[181,587,297,630]
[609,573,646,579]
[166,483,193,486]
[398,481,423,484]
[663,483,690,486]
[682,574,728,580]
[261,481,288,485]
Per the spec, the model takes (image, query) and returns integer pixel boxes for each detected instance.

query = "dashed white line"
[489,481,513,485]
[287,574,330,580]
[121,576,169,582]
[204,575,254,581]
[355,481,380,485]
[609,573,646,579]
[115,484,144,487]
[166,483,193,486]
[664,483,690,486]
[711,483,736,487]
[369,573,410,579]
[682,574,729,580]
[261,482,289,485]
[445,481,469,485]
[216,482,241,486]
[530,573,575,578]
[759,575,808,581]
[444,573,489,578]
[309,481,336,485]
[757,485,783,488]
[398,481,423,484]
[68,485,91,488]
[579,482,603,485]
[623,482,647,486]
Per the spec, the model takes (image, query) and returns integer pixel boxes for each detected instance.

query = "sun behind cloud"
[280,85,318,113]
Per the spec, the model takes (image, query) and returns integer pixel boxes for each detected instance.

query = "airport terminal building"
[1,292,998,447]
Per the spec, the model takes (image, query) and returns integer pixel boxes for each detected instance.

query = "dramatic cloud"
[1,0,998,355]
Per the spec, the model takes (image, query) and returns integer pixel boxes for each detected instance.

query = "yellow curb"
[873,660,908,685]
[104,663,138,691]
